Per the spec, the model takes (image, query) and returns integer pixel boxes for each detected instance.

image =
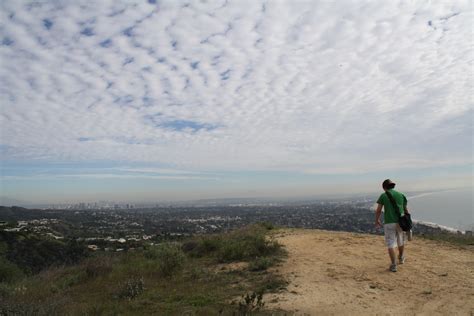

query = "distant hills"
[0,206,31,221]
[0,196,31,207]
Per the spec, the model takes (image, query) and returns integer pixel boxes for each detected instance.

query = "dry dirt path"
[265,229,474,315]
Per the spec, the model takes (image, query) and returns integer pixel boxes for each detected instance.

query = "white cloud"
[1,174,213,180]
[0,0,472,174]
[114,167,202,175]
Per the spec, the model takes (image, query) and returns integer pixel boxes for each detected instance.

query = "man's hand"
[404,206,410,215]
[375,203,383,229]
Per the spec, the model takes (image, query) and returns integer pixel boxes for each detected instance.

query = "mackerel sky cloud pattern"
[0,0,472,178]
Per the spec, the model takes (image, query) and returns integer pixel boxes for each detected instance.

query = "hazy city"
[1,196,466,253]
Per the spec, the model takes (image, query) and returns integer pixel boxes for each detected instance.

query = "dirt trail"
[265,229,474,315]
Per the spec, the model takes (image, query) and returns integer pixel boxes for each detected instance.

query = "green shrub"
[189,266,207,280]
[0,282,12,298]
[117,276,145,300]
[146,243,185,278]
[200,237,222,253]
[420,233,474,246]
[248,257,273,271]
[238,291,265,314]
[181,240,199,253]
[257,222,276,230]
[183,225,283,263]
[51,270,87,293]
[0,259,23,283]
[217,228,281,262]
[257,274,288,293]
[186,294,216,307]
[62,271,86,287]
[0,297,66,315]
[0,241,8,255]
[183,237,222,257]
[84,256,113,278]
[85,304,107,316]
[3,233,87,274]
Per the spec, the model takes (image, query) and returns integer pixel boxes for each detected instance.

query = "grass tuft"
[183,224,283,264]
[116,276,145,300]
[419,233,474,247]
[145,242,186,278]
[0,258,24,283]
[248,257,273,271]
[84,255,114,279]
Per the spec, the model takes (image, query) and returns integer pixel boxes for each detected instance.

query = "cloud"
[0,0,472,174]
[1,166,217,181]
[303,157,472,175]
[56,173,218,180]
[115,167,202,175]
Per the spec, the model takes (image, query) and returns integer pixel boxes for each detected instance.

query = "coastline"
[413,218,464,234]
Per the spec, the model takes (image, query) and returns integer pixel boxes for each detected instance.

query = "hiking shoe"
[399,256,405,264]
[390,264,397,272]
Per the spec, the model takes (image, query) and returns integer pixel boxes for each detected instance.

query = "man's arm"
[375,203,383,228]
[404,205,409,214]
[403,195,409,214]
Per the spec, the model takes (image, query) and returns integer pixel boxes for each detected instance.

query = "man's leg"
[397,229,406,263]
[384,224,398,271]
[388,247,398,272]
[388,247,397,265]
[398,245,404,259]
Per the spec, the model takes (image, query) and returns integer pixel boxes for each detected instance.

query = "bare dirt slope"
[265,229,473,316]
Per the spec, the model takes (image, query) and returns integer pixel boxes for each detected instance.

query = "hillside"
[0,224,287,315]
[265,229,474,315]
[1,225,472,315]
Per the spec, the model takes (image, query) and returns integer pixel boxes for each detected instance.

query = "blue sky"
[0,0,472,204]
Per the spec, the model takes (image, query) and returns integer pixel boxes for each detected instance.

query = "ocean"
[407,188,473,232]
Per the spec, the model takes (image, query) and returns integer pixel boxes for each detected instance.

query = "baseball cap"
[382,179,396,189]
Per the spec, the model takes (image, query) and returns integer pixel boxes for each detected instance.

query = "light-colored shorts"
[384,223,407,249]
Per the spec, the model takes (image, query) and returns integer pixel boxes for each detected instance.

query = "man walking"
[375,179,410,272]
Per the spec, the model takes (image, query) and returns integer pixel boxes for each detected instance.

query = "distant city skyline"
[1,1,472,204]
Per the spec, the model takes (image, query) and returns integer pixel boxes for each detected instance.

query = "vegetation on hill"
[418,232,474,247]
[0,223,287,315]
[0,231,87,276]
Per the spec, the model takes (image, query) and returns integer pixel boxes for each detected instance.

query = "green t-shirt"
[377,189,407,224]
